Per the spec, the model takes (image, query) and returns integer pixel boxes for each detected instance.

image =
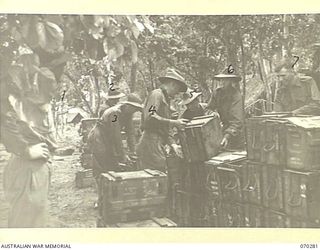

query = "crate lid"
[185,114,219,126]
[205,151,246,165]
[101,169,166,181]
[286,116,320,129]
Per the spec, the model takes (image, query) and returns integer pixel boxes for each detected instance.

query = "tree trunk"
[238,28,246,109]
[258,42,272,112]
[130,62,137,92]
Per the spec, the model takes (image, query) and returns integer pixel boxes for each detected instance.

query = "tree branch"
[64,71,95,117]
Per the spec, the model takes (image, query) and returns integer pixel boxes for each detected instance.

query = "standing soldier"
[136,69,188,172]
[208,74,245,150]
[0,98,57,228]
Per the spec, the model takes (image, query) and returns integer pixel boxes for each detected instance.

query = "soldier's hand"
[27,143,50,160]
[171,119,188,130]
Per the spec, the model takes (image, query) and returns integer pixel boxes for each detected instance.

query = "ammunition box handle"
[263,143,275,152]
[266,180,279,200]
[287,192,303,207]
[224,174,240,190]
[243,173,258,192]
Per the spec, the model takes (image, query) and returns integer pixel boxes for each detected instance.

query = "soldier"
[87,99,143,210]
[98,89,125,117]
[208,74,245,150]
[0,98,57,228]
[136,69,188,172]
[88,99,143,175]
[179,89,213,120]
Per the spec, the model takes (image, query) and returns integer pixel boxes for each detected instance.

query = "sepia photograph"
[1,12,320,230]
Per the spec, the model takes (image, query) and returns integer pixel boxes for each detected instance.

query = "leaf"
[18,54,40,74]
[133,18,145,32]
[131,40,138,63]
[37,21,64,53]
[142,16,154,34]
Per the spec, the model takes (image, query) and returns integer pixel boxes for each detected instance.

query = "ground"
[0,124,98,228]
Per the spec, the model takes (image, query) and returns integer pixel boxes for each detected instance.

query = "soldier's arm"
[224,94,244,138]
[0,111,30,158]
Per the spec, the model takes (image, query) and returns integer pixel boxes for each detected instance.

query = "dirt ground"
[0,124,98,228]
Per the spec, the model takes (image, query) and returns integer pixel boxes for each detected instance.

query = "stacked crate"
[246,115,320,227]
[97,169,176,227]
[203,151,249,227]
[168,114,223,226]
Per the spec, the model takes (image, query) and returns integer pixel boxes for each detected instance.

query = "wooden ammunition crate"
[262,165,284,212]
[204,151,247,201]
[216,159,246,203]
[100,169,168,223]
[178,115,222,162]
[75,169,95,188]
[285,116,320,171]
[242,161,263,206]
[243,204,264,227]
[245,113,291,163]
[263,209,286,228]
[283,169,320,219]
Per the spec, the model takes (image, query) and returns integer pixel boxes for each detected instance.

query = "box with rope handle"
[245,113,292,164]
[204,151,247,202]
[99,169,168,223]
[178,114,223,163]
[285,116,320,171]
[283,169,320,220]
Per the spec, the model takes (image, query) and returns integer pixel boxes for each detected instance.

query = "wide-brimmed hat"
[179,90,202,105]
[120,93,143,109]
[158,68,188,92]
[213,74,241,81]
[101,89,126,100]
